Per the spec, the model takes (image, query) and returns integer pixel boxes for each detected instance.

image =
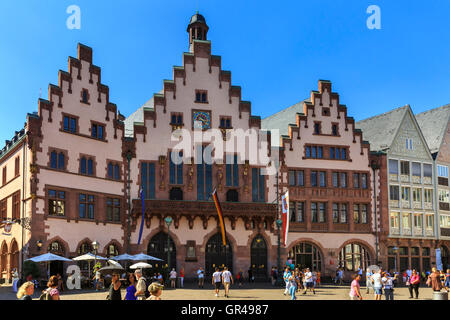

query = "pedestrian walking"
[365,268,373,294]
[197,267,205,288]
[288,272,297,300]
[428,267,443,292]
[283,267,291,296]
[17,281,34,300]
[237,270,244,287]
[381,271,398,300]
[349,274,363,300]
[371,269,383,300]
[316,271,321,288]
[39,276,60,300]
[107,273,122,300]
[169,268,177,288]
[444,269,450,292]
[302,268,315,295]
[125,273,137,300]
[135,269,148,300]
[93,269,101,291]
[179,268,184,288]
[248,268,254,283]
[212,267,222,297]
[409,269,421,299]
[222,267,233,298]
[270,267,275,286]
[147,282,164,300]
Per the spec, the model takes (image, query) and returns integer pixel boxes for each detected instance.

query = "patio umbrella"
[72,252,108,279]
[130,262,152,269]
[111,253,135,261]
[26,253,72,263]
[131,253,163,261]
[107,260,123,268]
[98,264,125,275]
[26,253,72,279]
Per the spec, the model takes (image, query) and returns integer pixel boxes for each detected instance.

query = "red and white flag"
[281,191,289,246]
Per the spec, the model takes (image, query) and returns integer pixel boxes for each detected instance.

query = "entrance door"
[147,232,176,273]
[288,242,322,271]
[250,235,267,281]
[205,233,233,276]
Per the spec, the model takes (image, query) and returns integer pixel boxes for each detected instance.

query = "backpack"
[39,289,51,300]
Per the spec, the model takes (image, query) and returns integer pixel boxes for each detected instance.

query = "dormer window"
[195,90,208,103]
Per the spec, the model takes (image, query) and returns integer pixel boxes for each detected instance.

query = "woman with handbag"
[408,269,420,299]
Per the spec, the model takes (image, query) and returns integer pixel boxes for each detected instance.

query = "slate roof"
[124,97,155,138]
[415,104,450,154]
[355,105,410,152]
[261,99,309,141]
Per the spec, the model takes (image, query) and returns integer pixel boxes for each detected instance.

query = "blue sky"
[0,0,449,141]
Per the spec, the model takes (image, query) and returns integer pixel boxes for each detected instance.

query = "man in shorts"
[212,267,222,297]
[303,268,315,295]
[222,267,234,298]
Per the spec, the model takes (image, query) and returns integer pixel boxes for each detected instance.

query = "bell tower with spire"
[187,12,209,52]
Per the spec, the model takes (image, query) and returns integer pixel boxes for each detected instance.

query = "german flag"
[212,189,227,246]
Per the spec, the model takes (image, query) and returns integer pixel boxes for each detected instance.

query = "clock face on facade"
[192,110,211,129]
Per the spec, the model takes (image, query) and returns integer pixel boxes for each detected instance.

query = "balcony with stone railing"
[390,200,399,208]
[423,177,432,185]
[390,228,400,236]
[400,175,410,183]
[402,228,412,236]
[412,175,421,184]
[424,202,433,210]
[389,174,398,182]
[402,200,411,209]
[413,227,423,237]
[426,228,435,237]
[413,201,422,209]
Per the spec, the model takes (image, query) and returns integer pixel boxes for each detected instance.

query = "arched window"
[169,187,183,200]
[1,242,8,273]
[78,242,93,272]
[288,242,322,271]
[338,243,371,271]
[9,240,19,271]
[226,189,239,202]
[106,244,119,258]
[48,241,65,256]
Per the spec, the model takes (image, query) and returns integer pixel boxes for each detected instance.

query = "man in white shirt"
[221,267,234,298]
[197,267,205,288]
[212,267,222,297]
[303,268,315,295]
[371,269,383,300]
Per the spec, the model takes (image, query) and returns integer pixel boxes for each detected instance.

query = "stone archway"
[205,233,233,276]
[147,231,176,272]
[287,241,323,272]
[250,234,268,281]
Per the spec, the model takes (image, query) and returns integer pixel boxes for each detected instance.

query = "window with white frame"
[440,215,450,228]
[439,189,450,203]
[406,138,413,150]
[390,212,399,229]
[424,189,433,204]
[426,214,434,229]
[437,165,449,178]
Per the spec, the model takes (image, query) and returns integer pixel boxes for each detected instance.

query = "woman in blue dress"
[124,273,137,300]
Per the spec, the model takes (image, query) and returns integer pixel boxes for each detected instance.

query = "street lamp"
[164,216,173,273]
[92,240,99,284]
[370,160,380,265]
[36,240,43,252]
[276,219,283,286]
[393,246,399,273]
[126,150,133,254]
